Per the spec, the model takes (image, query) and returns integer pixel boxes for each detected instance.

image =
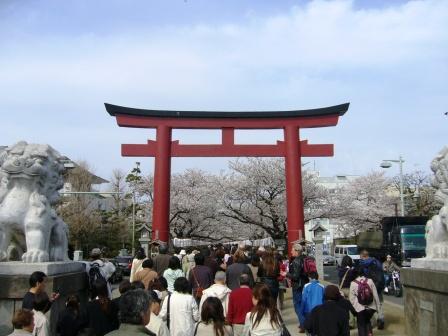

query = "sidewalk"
[281,288,406,336]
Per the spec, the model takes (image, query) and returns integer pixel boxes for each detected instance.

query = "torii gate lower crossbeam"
[106,103,349,252]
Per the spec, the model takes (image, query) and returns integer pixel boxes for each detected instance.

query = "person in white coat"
[159,277,199,336]
[199,271,232,317]
[130,248,147,283]
[146,290,170,336]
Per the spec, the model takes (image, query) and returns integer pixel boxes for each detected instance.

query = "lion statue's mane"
[425,146,448,259]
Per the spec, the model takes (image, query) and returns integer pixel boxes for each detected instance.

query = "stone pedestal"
[0,262,88,336]
[401,267,448,336]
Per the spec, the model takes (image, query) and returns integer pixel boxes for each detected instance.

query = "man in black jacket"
[304,285,350,336]
[286,243,309,332]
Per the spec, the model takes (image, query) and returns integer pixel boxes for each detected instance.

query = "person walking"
[183,249,196,279]
[257,249,280,301]
[226,250,254,290]
[358,250,385,328]
[57,295,87,336]
[338,256,357,298]
[189,253,213,303]
[146,290,169,336]
[7,309,34,336]
[248,255,260,283]
[32,293,51,336]
[134,258,158,290]
[194,297,233,336]
[85,279,119,336]
[129,247,147,283]
[242,283,282,336]
[227,274,254,336]
[277,253,288,310]
[86,248,116,299]
[153,245,172,277]
[202,247,220,277]
[159,277,200,336]
[338,255,358,329]
[163,256,185,293]
[199,271,232,317]
[300,272,325,324]
[349,267,381,336]
[105,289,156,336]
[304,285,350,336]
[286,243,309,332]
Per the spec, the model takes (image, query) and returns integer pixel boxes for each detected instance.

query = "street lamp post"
[380,155,405,216]
[131,161,141,256]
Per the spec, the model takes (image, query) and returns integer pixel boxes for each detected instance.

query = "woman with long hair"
[242,283,282,336]
[130,247,147,283]
[338,256,357,298]
[86,279,119,335]
[257,249,280,301]
[163,256,185,293]
[194,297,233,336]
[57,295,87,336]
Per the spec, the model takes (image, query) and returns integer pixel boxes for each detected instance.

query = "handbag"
[279,315,291,336]
[192,268,204,299]
[339,268,350,296]
[166,293,171,330]
[281,322,291,336]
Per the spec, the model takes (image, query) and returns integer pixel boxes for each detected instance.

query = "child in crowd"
[300,272,325,325]
[33,292,51,336]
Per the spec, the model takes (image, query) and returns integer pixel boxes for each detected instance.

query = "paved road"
[323,265,404,306]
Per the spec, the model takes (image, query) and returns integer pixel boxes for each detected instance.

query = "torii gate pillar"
[152,125,172,243]
[284,125,305,246]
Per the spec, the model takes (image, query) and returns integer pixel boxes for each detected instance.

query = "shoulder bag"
[192,268,204,299]
[166,293,171,330]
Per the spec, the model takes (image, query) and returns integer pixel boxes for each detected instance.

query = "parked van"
[334,245,360,266]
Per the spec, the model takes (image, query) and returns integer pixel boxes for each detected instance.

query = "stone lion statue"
[425,146,448,259]
[0,141,69,262]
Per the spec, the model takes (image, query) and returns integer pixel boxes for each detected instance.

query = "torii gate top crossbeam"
[105,103,349,129]
[105,102,349,158]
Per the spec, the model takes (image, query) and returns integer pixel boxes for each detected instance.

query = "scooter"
[384,270,402,297]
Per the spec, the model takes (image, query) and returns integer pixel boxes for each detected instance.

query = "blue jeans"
[292,288,305,326]
[384,273,391,287]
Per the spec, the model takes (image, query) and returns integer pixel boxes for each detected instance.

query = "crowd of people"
[7,243,394,336]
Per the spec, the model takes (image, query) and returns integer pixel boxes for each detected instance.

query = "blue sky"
[0,0,446,182]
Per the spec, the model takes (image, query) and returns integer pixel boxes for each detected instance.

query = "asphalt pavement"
[323,265,404,306]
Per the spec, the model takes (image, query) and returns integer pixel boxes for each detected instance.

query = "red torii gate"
[106,103,349,251]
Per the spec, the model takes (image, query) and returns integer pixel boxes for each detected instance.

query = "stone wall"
[0,271,88,336]
[401,267,448,336]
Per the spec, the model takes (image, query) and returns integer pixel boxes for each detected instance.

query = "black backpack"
[89,262,107,298]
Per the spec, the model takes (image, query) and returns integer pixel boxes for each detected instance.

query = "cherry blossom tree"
[391,170,438,217]
[332,171,395,237]
[218,158,333,242]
